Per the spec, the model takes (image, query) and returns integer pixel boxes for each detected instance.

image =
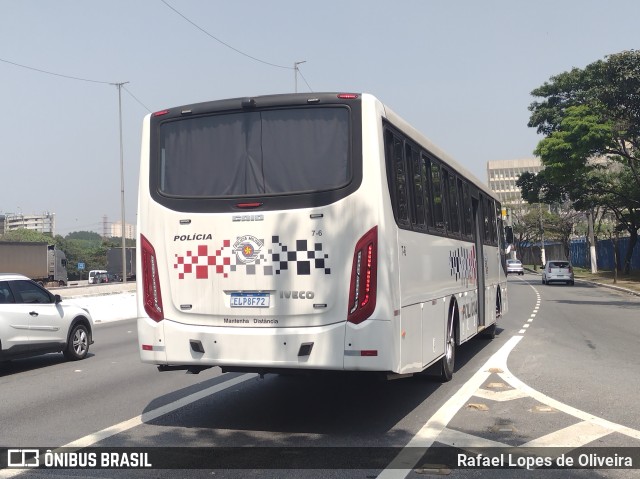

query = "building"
[486,158,543,208]
[101,215,136,240]
[2,212,56,235]
[111,221,135,240]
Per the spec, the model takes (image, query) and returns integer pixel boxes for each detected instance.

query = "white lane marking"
[522,421,612,448]
[379,279,640,478]
[437,427,509,448]
[67,373,257,448]
[0,373,257,479]
[377,335,524,478]
[473,388,529,402]
[498,370,640,441]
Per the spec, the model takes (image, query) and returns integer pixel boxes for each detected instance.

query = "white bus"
[137,93,508,381]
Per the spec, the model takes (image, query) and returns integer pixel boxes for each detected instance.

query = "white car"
[0,273,94,361]
[542,260,575,285]
[88,269,107,284]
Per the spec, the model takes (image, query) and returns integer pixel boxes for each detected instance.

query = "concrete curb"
[574,279,640,297]
[52,282,137,299]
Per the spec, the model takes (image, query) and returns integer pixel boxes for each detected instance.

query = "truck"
[0,242,68,286]
[106,247,136,280]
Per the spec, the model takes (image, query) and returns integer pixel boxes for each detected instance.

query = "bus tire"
[481,323,496,339]
[439,306,456,382]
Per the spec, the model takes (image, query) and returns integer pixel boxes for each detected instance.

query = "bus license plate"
[230,293,270,308]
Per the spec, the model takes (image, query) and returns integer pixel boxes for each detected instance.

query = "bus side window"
[422,154,434,229]
[384,129,410,226]
[482,195,492,245]
[461,180,473,239]
[458,178,472,238]
[407,144,427,229]
[446,169,461,237]
[430,160,444,230]
[490,199,498,246]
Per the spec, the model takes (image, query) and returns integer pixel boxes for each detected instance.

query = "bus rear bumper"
[138,317,395,373]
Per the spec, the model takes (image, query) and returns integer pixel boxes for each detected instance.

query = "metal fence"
[570,236,640,270]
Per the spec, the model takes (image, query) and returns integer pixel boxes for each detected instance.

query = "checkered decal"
[174,236,331,279]
[449,245,477,288]
[268,236,331,276]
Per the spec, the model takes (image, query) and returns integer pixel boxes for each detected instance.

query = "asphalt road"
[1,273,638,478]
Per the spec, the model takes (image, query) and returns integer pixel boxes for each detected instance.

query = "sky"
[1,0,639,237]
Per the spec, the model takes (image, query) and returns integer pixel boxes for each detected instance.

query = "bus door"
[472,194,486,328]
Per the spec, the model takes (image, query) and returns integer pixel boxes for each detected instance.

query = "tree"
[66,231,103,242]
[528,50,640,273]
[0,228,54,243]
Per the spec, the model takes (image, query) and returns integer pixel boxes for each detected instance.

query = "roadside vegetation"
[511,50,640,277]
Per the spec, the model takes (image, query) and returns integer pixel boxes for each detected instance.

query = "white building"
[486,158,543,208]
[3,212,56,235]
[108,221,136,240]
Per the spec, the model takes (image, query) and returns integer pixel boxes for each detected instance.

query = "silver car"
[506,259,524,275]
[542,260,575,285]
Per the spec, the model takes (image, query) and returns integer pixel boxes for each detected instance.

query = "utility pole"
[294,61,306,93]
[113,82,129,283]
[587,210,598,273]
[538,202,546,266]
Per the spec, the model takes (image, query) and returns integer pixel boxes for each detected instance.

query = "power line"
[1,56,152,112]
[0,56,112,84]
[160,0,292,71]
[123,85,152,112]
[297,68,313,92]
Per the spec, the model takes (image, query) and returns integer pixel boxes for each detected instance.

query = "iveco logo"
[232,215,264,222]
[280,291,315,299]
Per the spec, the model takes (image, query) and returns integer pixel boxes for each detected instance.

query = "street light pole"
[294,61,306,92]
[113,81,129,283]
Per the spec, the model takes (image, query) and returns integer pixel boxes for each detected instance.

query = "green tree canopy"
[527,50,640,273]
[65,231,103,241]
[529,50,640,182]
[0,228,54,243]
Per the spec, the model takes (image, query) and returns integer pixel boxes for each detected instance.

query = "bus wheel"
[482,294,499,339]
[439,307,456,382]
[481,323,496,339]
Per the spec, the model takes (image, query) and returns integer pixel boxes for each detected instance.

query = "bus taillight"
[337,93,359,100]
[141,234,164,322]
[347,226,378,325]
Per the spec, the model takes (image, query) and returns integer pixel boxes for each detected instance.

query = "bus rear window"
[158,107,350,197]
